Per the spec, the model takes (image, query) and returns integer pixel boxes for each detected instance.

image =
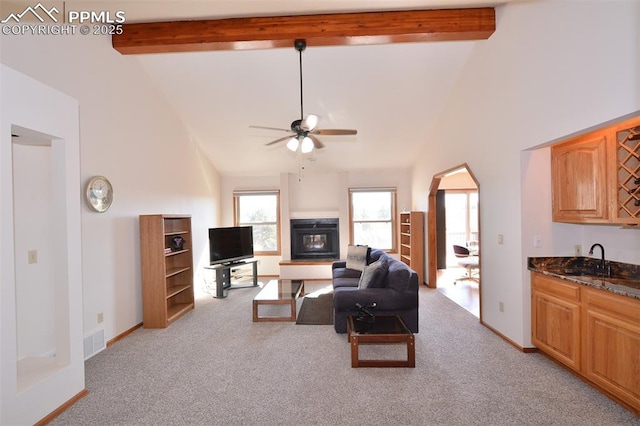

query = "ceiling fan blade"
[265,135,295,146]
[250,125,292,133]
[313,129,358,136]
[300,114,320,131]
[308,135,325,149]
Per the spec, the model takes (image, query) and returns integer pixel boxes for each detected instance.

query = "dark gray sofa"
[331,248,419,333]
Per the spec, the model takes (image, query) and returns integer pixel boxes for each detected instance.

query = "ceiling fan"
[250,39,357,153]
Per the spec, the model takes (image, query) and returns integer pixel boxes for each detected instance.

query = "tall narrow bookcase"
[139,214,194,328]
[399,211,425,285]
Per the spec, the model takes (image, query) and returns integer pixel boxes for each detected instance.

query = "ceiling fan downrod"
[295,39,306,121]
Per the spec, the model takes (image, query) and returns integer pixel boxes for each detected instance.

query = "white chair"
[453,245,479,283]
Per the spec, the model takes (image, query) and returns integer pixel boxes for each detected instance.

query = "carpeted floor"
[50,281,640,425]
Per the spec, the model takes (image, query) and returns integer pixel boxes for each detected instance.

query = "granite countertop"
[528,256,640,300]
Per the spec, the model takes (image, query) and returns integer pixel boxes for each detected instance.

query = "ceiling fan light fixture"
[286,137,299,152]
[301,114,319,131]
[300,136,314,153]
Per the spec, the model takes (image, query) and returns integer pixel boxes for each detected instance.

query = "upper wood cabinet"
[551,115,640,225]
[611,116,640,225]
[551,131,610,223]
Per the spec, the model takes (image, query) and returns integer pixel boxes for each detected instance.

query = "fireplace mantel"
[290,211,339,219]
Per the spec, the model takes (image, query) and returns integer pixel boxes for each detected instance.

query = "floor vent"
[83,329,106,360]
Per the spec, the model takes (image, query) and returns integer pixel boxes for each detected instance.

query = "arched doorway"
[427,163,481,319]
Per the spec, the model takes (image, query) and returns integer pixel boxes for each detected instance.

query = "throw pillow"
[346,245,369,272]
[358,258,388,289]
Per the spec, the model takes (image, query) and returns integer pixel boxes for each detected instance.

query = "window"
[234,191,280,254]
[349,188,397,251]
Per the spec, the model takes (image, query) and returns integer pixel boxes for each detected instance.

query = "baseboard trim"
[35,388,88,426]
[107,322,143,347]
[481,320,537,353]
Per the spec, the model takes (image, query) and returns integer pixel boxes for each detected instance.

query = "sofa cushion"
[357,258,388,289]
[346,245,369,271]
[386,261,412,292]
[367,248,386,264]
[332,267,362,280]
[333,276,360,288]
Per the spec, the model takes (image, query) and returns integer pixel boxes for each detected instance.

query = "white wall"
[222,168,412,275]
[1,30,222,349]
[412,0,640,347]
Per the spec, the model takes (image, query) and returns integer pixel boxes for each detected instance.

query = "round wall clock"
[85,176,113,213]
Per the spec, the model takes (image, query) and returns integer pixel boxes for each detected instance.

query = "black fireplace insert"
[290,218,339,260]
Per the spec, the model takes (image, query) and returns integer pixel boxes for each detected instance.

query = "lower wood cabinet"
[531,272,640,415]
[584,288,640,411]
[531,274,581,371]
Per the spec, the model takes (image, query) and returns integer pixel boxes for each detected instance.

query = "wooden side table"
[347,315,415,368]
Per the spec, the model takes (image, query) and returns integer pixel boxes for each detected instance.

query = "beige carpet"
[49,282,640,425]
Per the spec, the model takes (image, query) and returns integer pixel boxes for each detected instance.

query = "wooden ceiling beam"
[112,8,495,54]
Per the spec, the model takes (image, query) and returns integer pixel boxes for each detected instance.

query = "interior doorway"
[427,164,481,319]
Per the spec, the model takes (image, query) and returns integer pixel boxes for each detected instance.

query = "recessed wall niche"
[11,126,66,391]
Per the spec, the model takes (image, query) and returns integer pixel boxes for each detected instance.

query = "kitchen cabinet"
[611,116,640,225]
[584,287,640,411]
[551,115,640,225]
[531,273,582,371]
[551,130,610,223]
[531,272,640,415]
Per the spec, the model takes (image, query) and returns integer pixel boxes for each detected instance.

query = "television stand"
[205,259,258,298]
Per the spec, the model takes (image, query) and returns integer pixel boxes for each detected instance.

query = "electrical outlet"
[574,244,582,256]
[97,312,104,323]
[28,250,37,264]
[497,234,504,245]
[499,301,504,313]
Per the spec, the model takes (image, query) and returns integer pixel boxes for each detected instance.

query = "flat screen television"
[208,226,254,265]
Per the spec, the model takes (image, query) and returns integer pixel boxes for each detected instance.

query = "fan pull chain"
[298,151,305,182]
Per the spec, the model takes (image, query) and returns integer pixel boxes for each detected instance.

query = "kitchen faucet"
[588,243,610,277]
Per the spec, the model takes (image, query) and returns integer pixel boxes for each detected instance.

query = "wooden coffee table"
[252,279,305,322]
[347,315,415,368]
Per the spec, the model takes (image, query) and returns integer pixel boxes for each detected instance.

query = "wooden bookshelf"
[399,211,425,285]
[139,214,194,328]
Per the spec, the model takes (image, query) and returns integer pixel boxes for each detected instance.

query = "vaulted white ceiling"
[118,1,520,176]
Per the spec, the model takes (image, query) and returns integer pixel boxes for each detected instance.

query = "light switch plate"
[533,235,542,248]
